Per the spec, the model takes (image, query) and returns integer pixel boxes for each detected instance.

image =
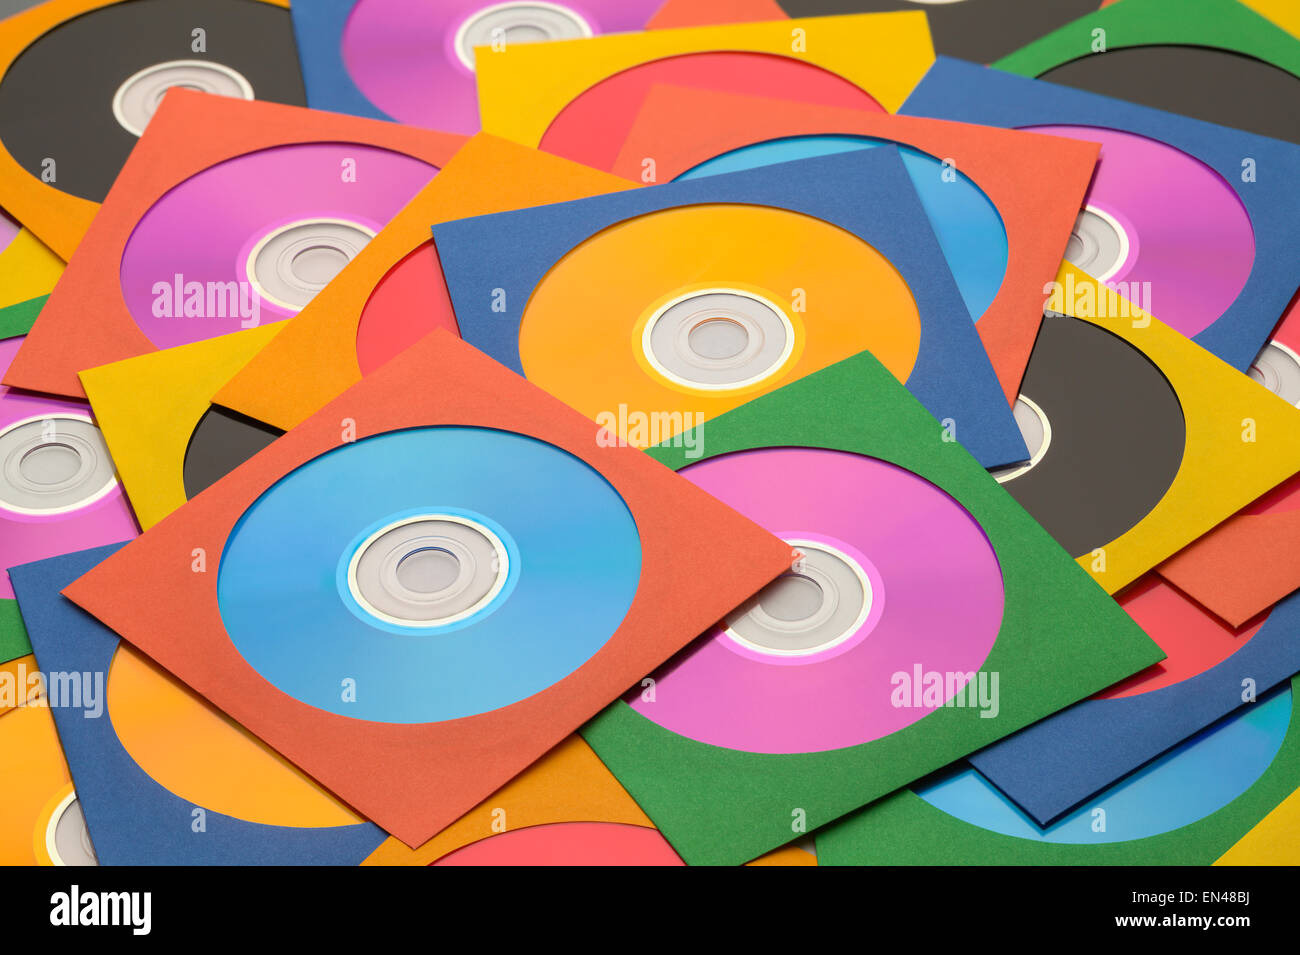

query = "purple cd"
[340,0,665,133]
[0,337,138,599]
[628,447,1005,755]
[1026,124,1255,338]
[118,142,438,349]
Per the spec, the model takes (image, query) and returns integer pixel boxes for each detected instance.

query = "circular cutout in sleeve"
[518,203,922,446]
[431,822,683,865]
[916,684,1290,842]
[0,337,138,601]
[629,446,1004,754]
[538,51,887,171]
[1021,124,1255,339]
[0,0,306,202]
[1036,45,1300,145]
[679,135,1008,323]
[216,426,642,724]
[181,406,284,500]
[340,0,665,133]
[353,240,460,375]
[997,314,1185,559]
[118,143,438,348]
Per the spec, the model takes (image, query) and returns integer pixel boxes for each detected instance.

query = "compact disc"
[1093,578,1268,700]
[917,684,1290,843]
[774,0,1102,64]
[995,314,1186,558]
[0,338,137,600]
[35,790,98,866]
[182,406,282,499]
[353,241,460,375]
[340,0,664,133]
[679,135,1008,322]
[118,143,438,348]
[539,52,887,170]
[0,701,75,865]
[518,203,922,445]
[0,0,306,203]
[1022,125,1254,338]
[1250,339,1300,406]
[106,642,365,828]
[1037,46,1300,144]
[431,822,684,865]
[628,446,1004,754]
[217,426,642,723]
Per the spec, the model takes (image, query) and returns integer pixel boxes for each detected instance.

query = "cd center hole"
[395,547,462,594]
[151,82,205,108]
[503,24,551,43]
[1065,208,1125,279]
[19,442,82,486]
[291,244,350,285]
[757,573,825,623]
[688,318,750,360]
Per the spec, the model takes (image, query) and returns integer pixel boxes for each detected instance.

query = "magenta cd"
[296,0,665,133]
[1025,124,1255,340]
[901,59,1300,372]
[628,446,1005,754]
[3,92,464,400]
[119,142,439,349]
[0,335,137,601]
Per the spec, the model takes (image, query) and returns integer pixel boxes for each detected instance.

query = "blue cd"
[917,685,1291,844]
[217,426,642,724]
[679,135,1008,323]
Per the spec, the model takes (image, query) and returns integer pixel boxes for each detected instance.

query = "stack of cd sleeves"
[0,0,1298,875]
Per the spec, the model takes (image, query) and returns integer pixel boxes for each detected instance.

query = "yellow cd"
[519,204,922,445]
[107,645,363,829]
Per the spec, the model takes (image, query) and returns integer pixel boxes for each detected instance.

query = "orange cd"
[518,203,921,437]
[438,146,1027,468]
[0,701,79,865]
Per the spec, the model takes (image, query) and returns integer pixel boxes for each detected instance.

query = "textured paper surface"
[903,57,1300,373]
[972,581,1300,825]
[80,325,283,531]
[581,349,1162,865]
[13,545,387,865]
[1044,264,1300,595]
[476,13,934,149]
[0,0,294,260]
[3,90,465,399]
[818,677,1300,866]
[437,146,1027,469]
[611,85,1098,403]
[64,331,793,846]
[215,134,635,431]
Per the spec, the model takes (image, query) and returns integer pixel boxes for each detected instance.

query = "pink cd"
[1024,124,1255,338]
[118,143,438,350]
[340,0,665,134]
[629,447,1004,754]
[0,337,138,599]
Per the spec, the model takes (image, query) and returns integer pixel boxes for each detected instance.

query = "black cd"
[996,314,1186,559]
[182,406,282,499]
[0,0,306,203]
[1038,45,1300,144]
[0,1,44,18]
[774,0,1101,64]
